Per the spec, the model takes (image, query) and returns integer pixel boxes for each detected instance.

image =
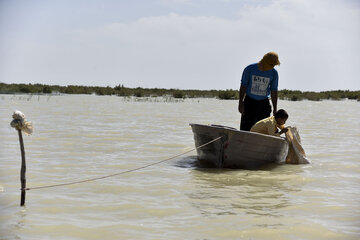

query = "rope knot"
[11,110,33,135]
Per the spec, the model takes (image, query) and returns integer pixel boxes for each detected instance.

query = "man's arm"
[238,85,246,113]
[271,90,278,115]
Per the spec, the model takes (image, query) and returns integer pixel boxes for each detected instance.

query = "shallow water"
[0,94,359,240]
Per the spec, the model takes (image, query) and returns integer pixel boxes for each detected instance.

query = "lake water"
[0,94,359,240]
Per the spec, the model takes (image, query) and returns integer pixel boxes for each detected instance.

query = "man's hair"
[261,52,280,66]
[274,109,288,119]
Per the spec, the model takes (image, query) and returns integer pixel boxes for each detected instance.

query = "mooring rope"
[24,136,222,191]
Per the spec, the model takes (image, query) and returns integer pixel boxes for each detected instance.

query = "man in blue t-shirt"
[238,52,280,131]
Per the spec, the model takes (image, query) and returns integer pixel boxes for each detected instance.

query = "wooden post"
[18,129,26,206]
[11,110,32,207]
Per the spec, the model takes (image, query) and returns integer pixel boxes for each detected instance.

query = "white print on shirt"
[250,75,270,96]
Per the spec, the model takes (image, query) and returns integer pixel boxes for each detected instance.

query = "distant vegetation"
[0,83,359,101]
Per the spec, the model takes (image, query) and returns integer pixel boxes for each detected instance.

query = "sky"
[0,0,359,91]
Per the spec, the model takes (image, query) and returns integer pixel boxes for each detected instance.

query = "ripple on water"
[1,96,359,239]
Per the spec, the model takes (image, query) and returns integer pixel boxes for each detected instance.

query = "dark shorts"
[240,96,271,131]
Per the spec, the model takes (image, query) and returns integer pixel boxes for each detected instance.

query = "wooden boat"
[190,123,289,169]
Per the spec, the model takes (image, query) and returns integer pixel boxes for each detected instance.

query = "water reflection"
[177,156,305,217]
[174,155,199,169]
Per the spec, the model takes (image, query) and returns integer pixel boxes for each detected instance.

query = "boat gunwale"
[189,123,287,142]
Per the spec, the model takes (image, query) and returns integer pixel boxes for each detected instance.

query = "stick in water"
[18,129,26,206]
[10,110,33,206]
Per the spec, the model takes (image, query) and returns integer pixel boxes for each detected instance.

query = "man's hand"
[279,127,288,135]
[238,101,244,114]
[271,90,278,115]
[238,85,246,114]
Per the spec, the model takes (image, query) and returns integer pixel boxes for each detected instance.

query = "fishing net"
[285,127,310,164]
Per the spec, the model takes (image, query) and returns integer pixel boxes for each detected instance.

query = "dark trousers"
[240,96,272,131]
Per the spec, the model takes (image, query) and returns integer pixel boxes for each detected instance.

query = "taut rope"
[25,136,222,191]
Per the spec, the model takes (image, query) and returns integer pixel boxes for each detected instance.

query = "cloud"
[83,1,359,90]
[0,0,359,90]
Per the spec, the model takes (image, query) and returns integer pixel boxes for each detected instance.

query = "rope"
[25,136,222,191]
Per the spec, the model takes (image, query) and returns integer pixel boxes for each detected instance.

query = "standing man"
[238,52,280,131]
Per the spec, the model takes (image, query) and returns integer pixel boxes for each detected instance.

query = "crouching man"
[250,109,289,137]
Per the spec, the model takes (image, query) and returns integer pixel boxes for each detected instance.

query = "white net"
[10,110,33,135]
[285,127,310,164]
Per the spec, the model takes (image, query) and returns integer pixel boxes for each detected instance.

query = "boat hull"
[190,124,289,169]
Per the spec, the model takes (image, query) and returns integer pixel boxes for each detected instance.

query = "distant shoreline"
[1,83,359,101]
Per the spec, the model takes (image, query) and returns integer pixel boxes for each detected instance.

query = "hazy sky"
[1,0,359,91]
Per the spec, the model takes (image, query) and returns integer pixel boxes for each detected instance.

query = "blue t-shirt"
[241,63,278,100]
